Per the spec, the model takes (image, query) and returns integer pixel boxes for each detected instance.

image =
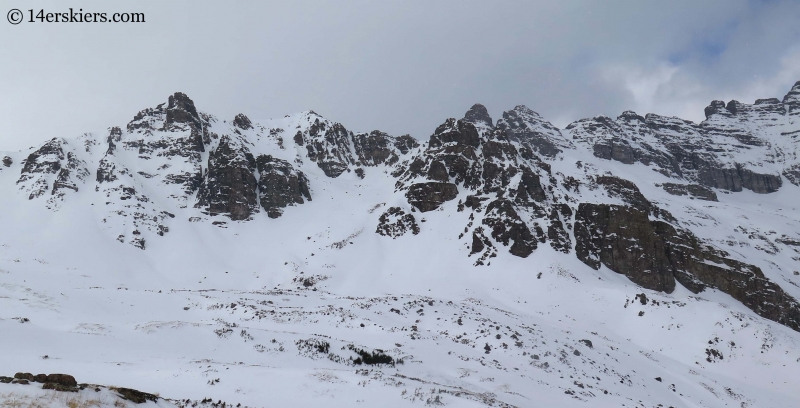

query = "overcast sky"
[2,0,800,151]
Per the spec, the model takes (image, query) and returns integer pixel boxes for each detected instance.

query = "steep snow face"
[2,87,800,407]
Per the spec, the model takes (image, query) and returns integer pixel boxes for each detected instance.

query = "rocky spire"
[463,104,493,128]
[165,92,201,127]
[783,81,800,113]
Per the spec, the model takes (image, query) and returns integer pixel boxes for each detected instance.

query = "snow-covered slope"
[2,84,800,407]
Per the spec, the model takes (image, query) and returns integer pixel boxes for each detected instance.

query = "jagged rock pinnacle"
[463,103,493,128]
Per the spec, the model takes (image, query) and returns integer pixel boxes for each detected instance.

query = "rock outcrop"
[16,138,89,205]
[8,82,800,336]
[565,104,788,194]
[405,182,459,212]
[256,155,312,218]
[463,103,493,129]
[376,207,420,237]
[574,203,800,331]
[660,183,718,201]
[196,135,259,221]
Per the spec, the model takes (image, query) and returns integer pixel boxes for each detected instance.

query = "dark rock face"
[114,387,159,403]
[196,135,259,220]
[289,112,417,177]
[575,203,800,331]
[127,93,210,160]
[574,204,676,292]
[42,383,79,392]
[392,114,564,259]
[463,104,493,128]
[497,105,571,158]
[547,205,572,253]
[45,374,77,387]
[755,98,781,105]
[16,138,89,201]
[256,155,312,218]
[14,373,34,381]
[393,135,420,155]
[661,183,718,201]
[784,164,800,186]
[783,81,800,115]
[298,115,354,178]
[232,113,253,130]
[595,176,651,212]
[429,118,481,148]
[2,156,11,167]
[165,92,201,128]
[704,100,730,119]
[406,182,459,212]
[482,199,537,258]
[353,131,402,166]
[696,163,782,194]
[376,207,420,238]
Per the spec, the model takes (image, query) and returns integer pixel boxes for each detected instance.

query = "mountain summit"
[2,84,800,407]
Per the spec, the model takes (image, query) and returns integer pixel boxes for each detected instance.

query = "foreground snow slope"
[1,85,800,407]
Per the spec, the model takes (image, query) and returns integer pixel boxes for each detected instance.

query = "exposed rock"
[574,203,800,331]
[353,131,402,166]
[482,199,537,258]
[2,156,11,167]
[393,135,420,155]
[566,107,785,194]
[114,387,159,404]
[783,81,800,114]
[297,114,354,178]
[661,183,718,201]
[42,383,78,392]
[45,373,77,387]
[547,205,571,253]
[596,176,651,212]
[429,118,481,148]
[469,227,497,266]
[513,167,547,206]
[463,104,493,129]
[497,105,572,158]
[164,92,201,128]
[232,113,253,130]
[704,100,731,119]
[376,207,420,238]
[256,155,312,218]
[16,138,89,202]
[696,164,782,194]
[196,135,259,220]
[14,373,34,381]
[405,182,459,212]
[574,204,676,292]
[784,164,800,186]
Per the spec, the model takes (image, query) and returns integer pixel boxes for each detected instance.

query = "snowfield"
[1,87,800,407]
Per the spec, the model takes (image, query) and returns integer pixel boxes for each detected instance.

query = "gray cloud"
[1,0,799,150]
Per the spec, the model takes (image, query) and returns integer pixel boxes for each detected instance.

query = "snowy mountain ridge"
[1,82,800,407]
